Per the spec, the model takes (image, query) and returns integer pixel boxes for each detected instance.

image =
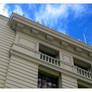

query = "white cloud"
[0,4,9,17]
[35,4,68,26]
[0,4,24,17]
[68,4,85,17]
[35,4,86,33]
[13,5,23,15]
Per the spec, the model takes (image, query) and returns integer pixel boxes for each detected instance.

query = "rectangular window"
[38,71,59,88]
[78,80,91,88]
[39,43,59,59]
[78,84,88,88]
[73,58,91,71]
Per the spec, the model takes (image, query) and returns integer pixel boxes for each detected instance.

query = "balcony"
[74,66,92,80]
[40,52,60,66]
[39,52,92,80]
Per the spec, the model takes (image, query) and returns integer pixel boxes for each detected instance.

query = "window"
[38,72,58,88]
[77,80,91,88]
[73,58,91,71]
[78,84,88,88]
[39,43,59,58]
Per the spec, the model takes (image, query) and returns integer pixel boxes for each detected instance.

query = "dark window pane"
[38,72,58,88]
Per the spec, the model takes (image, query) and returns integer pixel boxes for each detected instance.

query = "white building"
[0,13,92,88]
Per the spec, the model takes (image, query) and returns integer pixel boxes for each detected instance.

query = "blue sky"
[0,4,92,45]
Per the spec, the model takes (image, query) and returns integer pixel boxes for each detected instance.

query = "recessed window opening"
[78,84,88,88]
[74,58,91,71]
[39,43,59,58]
[38,71,59,88]
[77,80,91,88]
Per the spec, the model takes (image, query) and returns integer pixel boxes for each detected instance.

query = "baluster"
[78,67,80,74]
[51,57,54,64]
[53,59,55,64]
[89,73,91,79]
[52,58,54,64]
[40,53,42,59]
[50,57,52,64]
[88,71,90,78]
[45,55,46,61]
[85,71,87,78]
[86,72,89,78]
[42,53,44,60]
[55,60,57,65]
[87,72,89,78]
[75,66,77,73]
[58,60,60,66]
[82,69,84,76]
[81,69,83,76]
[77,67,79,73]
[46,56,48,62]
[49,57,51,63]
[83,70,85,77]
[85,71,88,78]
[43,54,45,61]
[79,68,81,75]
[88,72,90,79]
[90,73,92,79]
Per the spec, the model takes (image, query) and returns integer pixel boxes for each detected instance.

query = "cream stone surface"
[62,74,78,88]
[0,15,15,88]
[5,55,38,88]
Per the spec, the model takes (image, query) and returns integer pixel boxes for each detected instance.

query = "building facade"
[0,13,92,88]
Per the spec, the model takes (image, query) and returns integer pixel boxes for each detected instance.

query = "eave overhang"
[8,13,92,58]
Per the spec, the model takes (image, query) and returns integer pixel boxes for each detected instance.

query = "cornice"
[0,14,9,21]
[8,13,92,58]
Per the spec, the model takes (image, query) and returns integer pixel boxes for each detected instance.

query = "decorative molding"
[17,23,24,28]
[31,29,39,34]
[46,35,54,41]
[75,47,82,52]
[61,41,69,46]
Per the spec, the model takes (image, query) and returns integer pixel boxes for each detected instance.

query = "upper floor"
[2,13,92,86]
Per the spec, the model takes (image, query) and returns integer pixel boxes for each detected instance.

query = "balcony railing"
[40,52,60,66]
[74,66,92,80]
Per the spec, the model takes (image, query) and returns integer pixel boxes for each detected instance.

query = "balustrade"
[40,52,60,66]
[75,66,92,80]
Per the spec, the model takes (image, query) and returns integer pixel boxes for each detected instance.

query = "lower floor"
[0,55,92,88]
